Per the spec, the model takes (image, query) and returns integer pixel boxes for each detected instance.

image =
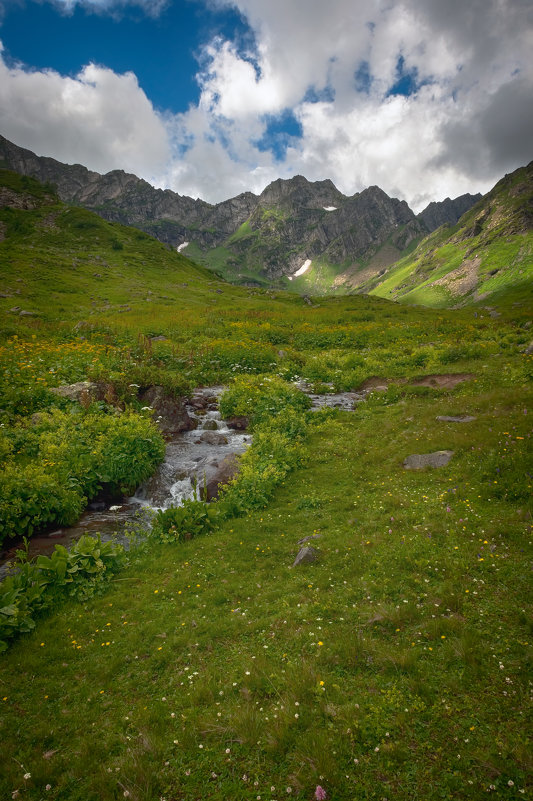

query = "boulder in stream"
[201,454,240,501]
[199,431,228,445]
[140,386,197,435]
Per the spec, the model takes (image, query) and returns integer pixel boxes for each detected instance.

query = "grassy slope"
[368,164,533,308]
[0,169,532,801]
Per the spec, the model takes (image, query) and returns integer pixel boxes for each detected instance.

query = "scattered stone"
[292,546,318,567]
[403,451,454,469]
[19,310,37,317]
[436,415,477,423]
[226,416,249,430]
[150,335,167,342]
[9,306,21,312]
[199,431,228,445]
[524,341,533,355]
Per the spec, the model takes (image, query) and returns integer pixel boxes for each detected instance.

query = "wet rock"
[199,431,228,445]
[140,386,197,435]
[403,451,454,469]
[292,546,318,567]
[202,419,219,430]
[436,415,476,423]
[201,454,240,501]
[226,416,249,430]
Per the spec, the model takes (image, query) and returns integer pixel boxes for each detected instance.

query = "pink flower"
[315,786,327,800]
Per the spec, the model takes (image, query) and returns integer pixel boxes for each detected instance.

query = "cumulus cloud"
[1,0,532,208]
[161,0,532,207]
[0,46,170,179]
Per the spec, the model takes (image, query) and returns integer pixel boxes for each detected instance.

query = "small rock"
[150,335,167,342]
[524,341,533,355]
[199,431,228,445]
[436,415,476,423]
[292,546,318,567]
[226,416,249,430]
[403,451,454,469]
[202,419,219,431]
[19,310,37,317]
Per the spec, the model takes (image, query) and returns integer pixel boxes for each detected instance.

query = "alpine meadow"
[0,144,531,801]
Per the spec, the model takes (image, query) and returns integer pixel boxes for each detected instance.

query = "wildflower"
[45,786,52,791]
[315,786,327,800]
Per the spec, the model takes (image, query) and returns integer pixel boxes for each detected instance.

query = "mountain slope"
[365,161,533,307]
[0,134,481,292]
[0,168,225,325]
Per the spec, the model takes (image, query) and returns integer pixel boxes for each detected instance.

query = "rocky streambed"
[1,373,470,577]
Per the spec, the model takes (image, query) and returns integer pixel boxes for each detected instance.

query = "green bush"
[219,375,310,429]
[0,409,165,543]
[0,535,125,652]
[151,499,220,543]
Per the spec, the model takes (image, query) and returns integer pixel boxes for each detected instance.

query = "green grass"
[0,168,532,801]
[0,377,531,800]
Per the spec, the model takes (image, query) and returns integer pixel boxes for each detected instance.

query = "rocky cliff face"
[0,133,481,286]
[417,193,482,233]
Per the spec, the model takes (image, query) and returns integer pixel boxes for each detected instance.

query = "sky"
[0,0,532,211]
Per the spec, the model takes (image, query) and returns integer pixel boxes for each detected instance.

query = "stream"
[0,385,365,578]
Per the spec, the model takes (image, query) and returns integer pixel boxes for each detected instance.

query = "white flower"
[23,773,31,780]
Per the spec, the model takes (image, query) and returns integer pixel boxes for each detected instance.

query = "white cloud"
[0,46,170,179]
[1,0,532,209]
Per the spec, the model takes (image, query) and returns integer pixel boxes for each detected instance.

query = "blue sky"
[0,0,531,209]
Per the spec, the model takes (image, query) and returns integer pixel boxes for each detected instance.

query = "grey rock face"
[403,451,454,469]
[417,193,482,232]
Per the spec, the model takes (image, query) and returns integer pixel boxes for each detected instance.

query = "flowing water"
[0,384,365,578]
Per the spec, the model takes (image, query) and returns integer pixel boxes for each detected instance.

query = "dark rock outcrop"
[417,193,482,232]
[139,386,196,435]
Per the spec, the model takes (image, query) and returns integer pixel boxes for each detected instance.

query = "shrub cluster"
[0,408,165,543]
[0,534,125,652]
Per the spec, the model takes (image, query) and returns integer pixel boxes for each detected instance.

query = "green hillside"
[0,169,532,801]
[367,162,533,307]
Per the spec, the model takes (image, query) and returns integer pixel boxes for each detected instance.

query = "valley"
[0,163,531,801]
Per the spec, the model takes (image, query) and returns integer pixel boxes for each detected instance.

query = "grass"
[0,168,532,800]
[0,379,531,800]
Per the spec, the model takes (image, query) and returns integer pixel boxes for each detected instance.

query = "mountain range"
[1,133,531,306]
[0,135,481,287]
